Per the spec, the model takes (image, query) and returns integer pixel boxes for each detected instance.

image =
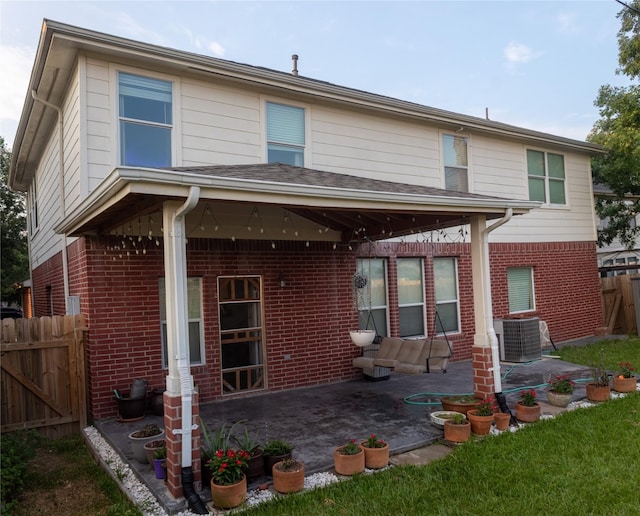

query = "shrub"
[0,430,41,514]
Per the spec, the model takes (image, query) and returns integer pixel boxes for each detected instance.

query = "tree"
[0,136,29,305]
[588,0,640,249]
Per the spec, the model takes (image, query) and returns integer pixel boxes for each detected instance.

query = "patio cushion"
[372,337,403,367]
[395,339,450,374]
[393,338,425,367]
[353,356,376,369]
[425,339,451,373]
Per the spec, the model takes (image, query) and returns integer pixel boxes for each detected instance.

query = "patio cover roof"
[56,163,540,241]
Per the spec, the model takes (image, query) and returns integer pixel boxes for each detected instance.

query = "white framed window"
[119,72,172,167]
[397,258,426,337]
[527,149,566,205]
[356,258,388,336]
[28,180,38,235]
[266,102,305,166]
[434,257,460,334]
[507,267,535,313]
[159,277,204,367]
[442,134,468,192]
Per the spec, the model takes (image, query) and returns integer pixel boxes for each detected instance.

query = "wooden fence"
[1,314,88,439]
[600,274,640,335]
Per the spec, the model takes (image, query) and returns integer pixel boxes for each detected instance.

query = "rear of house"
[9,20,603,423]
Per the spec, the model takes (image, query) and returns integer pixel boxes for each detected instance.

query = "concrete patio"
[92,343,602,513]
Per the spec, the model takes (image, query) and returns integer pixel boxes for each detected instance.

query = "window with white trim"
[119,72,172,167]
[507,267,535,313]
[356,259,388,336]
[527,150,566,205]
[159,277,204,367]
[266,102,305,166]
[397,258,426,337]
[434,257,460,333]
[28,180,38,235]
[443,134,468,192]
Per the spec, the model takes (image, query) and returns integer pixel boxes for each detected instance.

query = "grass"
[245,338,640,515]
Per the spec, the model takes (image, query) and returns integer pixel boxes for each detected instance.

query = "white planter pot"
[350,330,375,347]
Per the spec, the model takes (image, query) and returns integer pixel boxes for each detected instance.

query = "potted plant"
[128,423,164,464]
[466,397,495,435]
[493,411,511,431]
[144,438,165,465]
[152,445,166,480]
[443,413,471,443]
[612,361,637,393]
[263,439,293,476]
[587,362,611,402]
[439,395,478,415]
[272,458,305,494]
[114,389,146,421]
[546,374,576,407]
[515,389,541,422]
[360,434,389,469]
[234,426,264,480]
[200,419,242,486]
[333,439,365,475]
[207,448,250,509]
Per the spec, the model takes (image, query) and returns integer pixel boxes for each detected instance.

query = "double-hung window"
[507,267,535,313]
[119,72,172,167]
[266,102,305,166]
[434,258,460,333]
[443,134,468,192]
[397,258,425,337]
[159,277,204,367]
[355,259,388,337]
[527,150,566,205]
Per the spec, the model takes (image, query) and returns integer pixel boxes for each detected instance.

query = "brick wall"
[36,236,602,419]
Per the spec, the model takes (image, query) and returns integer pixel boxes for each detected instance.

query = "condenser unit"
[493,317,541,362]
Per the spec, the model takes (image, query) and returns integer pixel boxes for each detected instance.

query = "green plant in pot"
[234,426,264,480]
[333,439,364,475]
[272,457,305,494]
[443,412,471,443]
[546,374,575,407]
[587,357,611,402]
[152,444,167,480]
[263,439,293,476]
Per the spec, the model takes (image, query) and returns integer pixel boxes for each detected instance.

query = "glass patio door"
[218,276,265,394]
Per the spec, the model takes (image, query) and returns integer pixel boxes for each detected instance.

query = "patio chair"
[352,337,403,370]
[395,338,451,374]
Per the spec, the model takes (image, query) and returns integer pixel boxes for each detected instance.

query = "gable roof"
[9,19,603,191]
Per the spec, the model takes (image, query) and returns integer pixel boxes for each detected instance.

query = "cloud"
[176,25,225,57]
[555,12,578,34]
[503,42,542,64]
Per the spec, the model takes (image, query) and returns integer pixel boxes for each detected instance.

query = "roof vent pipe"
[291,54,299,76]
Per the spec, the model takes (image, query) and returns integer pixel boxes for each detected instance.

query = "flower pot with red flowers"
[360,434,389,469]
[467,397,495,435]
[515,389,541,422]
[272,458,305,493]
[207,449,250,509]
[443,413,471,442]
[333,439,365,475]
[613,361,637,393]
[586,363,611,402]
[546,374,576,407]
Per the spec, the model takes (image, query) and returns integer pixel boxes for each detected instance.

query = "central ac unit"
[493,317,541,362]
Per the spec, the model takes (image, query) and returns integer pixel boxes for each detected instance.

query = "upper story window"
[443,134,468,192]
[527,150,566,205]
[119,72,172,167]
[266,102,305,166]
[28,180,38,235]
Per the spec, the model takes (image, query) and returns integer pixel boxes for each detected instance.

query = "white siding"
[85,59,112,191]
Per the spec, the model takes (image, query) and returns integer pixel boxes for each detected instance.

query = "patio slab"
[93,350,595,514]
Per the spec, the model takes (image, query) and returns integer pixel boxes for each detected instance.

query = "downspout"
[169,187,207,514]
[481,208,512,394]
[31,90,71,313]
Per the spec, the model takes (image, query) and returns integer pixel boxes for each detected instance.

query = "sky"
[0,0,634,150]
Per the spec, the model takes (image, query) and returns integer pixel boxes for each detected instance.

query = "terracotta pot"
[440,397,478,415]
[612,376,637,393]
[272,461,305,493]
[515,402,540,422]
[443,420,471,442]
[586,383,611,402]
[361,442,389,469]
[493,412,511,430]
[466,410,494,435]
[210,475,247,509]
[333,446,365,475]
[546,390,573,408]
[264,451,292,476]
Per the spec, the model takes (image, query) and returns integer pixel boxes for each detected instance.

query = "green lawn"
[553,337,640,372]
[245,338,640,515]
